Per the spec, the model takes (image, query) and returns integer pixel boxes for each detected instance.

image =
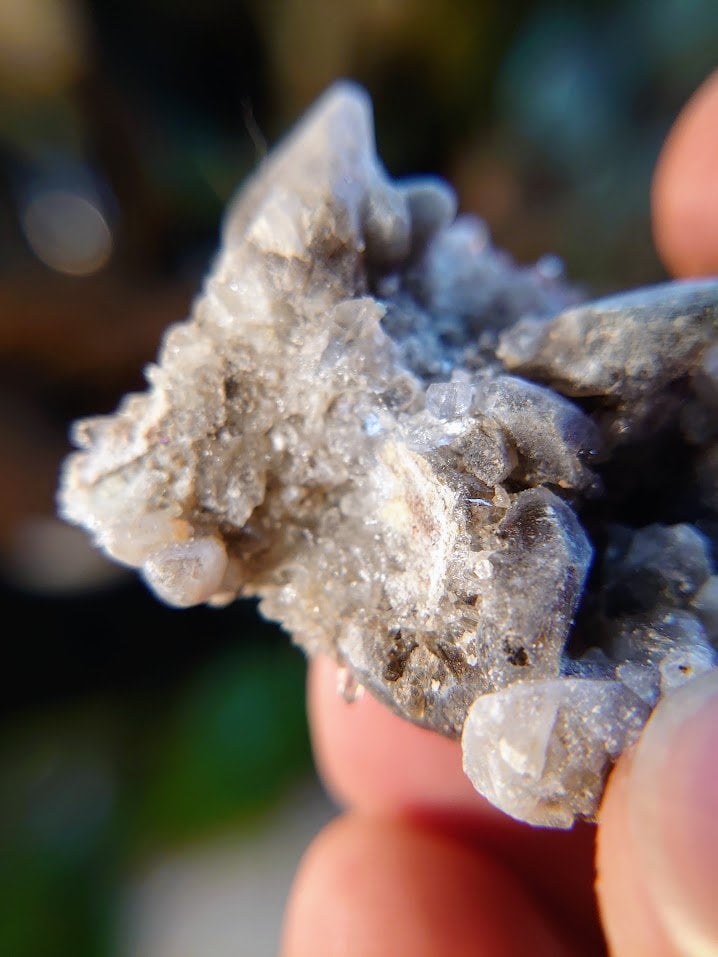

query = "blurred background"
[0,1,716,954]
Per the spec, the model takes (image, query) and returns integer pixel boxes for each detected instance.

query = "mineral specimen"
[58,82,718,827]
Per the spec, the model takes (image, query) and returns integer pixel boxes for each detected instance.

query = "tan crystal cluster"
[59,83,718,827]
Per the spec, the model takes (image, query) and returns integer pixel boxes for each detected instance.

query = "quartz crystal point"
[58,82,718,828]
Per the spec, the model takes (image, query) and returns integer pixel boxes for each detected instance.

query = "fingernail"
[628,671,718,956]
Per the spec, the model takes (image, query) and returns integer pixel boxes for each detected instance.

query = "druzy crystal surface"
[58,83,718,827]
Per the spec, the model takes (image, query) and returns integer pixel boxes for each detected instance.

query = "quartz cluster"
[58,83,718,827]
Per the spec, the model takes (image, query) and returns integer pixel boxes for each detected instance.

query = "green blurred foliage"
[0,641,310,957]
[136,645,311,847]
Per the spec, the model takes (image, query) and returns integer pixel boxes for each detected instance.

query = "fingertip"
[652,69,718,277]
[598,672,718,956]
[280,813,573,957]
[629,672,718,955]
[597,748,675,957]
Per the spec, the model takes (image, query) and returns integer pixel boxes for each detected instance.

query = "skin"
[280,71,718,957]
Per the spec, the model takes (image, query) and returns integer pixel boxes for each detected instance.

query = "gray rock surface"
[58,83,718,827]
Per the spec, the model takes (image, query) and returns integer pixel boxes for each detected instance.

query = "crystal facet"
[58,83,718,827]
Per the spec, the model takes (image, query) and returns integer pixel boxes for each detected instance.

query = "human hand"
[280,72,718,957]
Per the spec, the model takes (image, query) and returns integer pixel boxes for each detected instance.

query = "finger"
[308,656,603,951]
[596,751,676,957]
[597,672,718,956]
[652,69,718,277]
[280,812,575,957]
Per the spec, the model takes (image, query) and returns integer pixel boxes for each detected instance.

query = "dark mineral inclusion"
[58,83,718,827]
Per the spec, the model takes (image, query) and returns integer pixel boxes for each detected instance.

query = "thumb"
[652,68,718,277]
[597,671,718,956]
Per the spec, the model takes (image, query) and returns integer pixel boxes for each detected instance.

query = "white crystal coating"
[141,537,228,609]
[426,381,473,419]
[462,679,651,828]
[58,83,718,828]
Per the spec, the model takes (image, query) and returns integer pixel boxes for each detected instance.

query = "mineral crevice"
[58,83,718,827]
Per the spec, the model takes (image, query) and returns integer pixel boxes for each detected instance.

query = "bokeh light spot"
[21,189,113,276]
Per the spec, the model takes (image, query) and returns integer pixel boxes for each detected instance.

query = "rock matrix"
[59,84,718,826]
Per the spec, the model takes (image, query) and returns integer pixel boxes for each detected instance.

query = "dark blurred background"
[0,1,716,954]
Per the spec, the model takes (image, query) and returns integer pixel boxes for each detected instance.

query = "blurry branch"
[0,273,193,383]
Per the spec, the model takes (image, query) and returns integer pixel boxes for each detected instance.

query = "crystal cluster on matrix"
[58,83,718,828]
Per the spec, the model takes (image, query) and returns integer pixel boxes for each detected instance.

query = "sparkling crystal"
[58,83,718,827]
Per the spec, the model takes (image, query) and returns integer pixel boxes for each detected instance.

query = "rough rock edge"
[58,82,718,828]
